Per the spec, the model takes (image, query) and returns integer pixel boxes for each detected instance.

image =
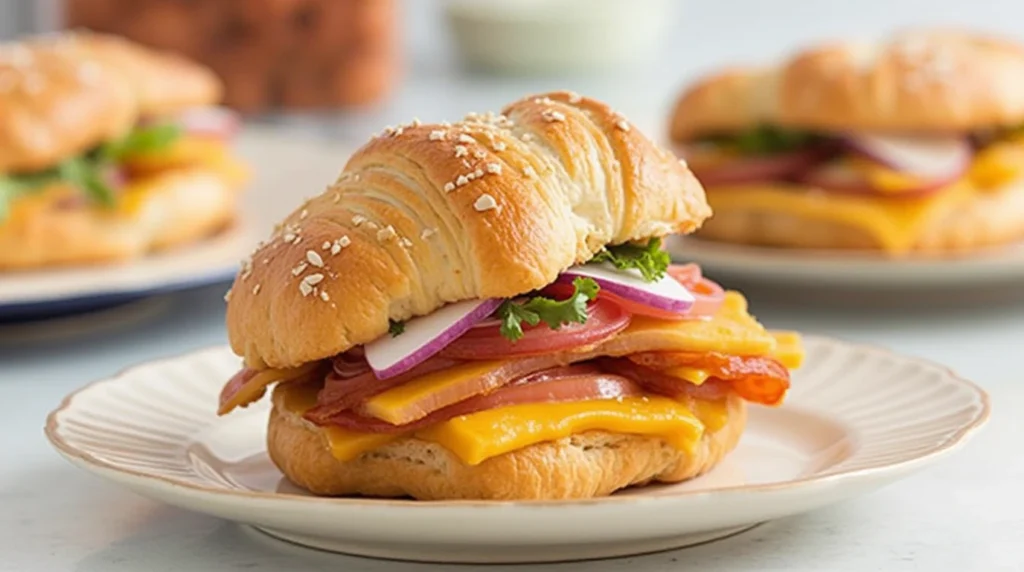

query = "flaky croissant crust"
[227,91,710,368]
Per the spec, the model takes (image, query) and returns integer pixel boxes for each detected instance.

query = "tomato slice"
[440,297,630,360]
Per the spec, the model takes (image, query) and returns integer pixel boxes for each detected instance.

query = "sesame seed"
[299,209,308,219]
[399,237,413,248]
[461,159,472,168]
[322,241,331,250]
[223,289,232,302]
[365,221,379,230]
[678,158,688,168]
[456,175,470,187]
[304,273,325,286]
[352,215,367,226]
[473,168,484,178]
[252,284,261,295]
[411,118,422,127]
[567,91,582,103]
[522,133,534,142]
[421,228,437,239]
[339,236,351,247]
[466,172,477,181]
[377,226,398,241]
[474,194,499,212]
[523,166,537,178]
[283,232,296,243]
[474,150,487,159]
[492,141,507,152]
[240,259,253,280]
[542,109,566,122]
[429,130,446,141]
[444,182,456,192]
[306,250,324,267]
[454,145,469,158]
[616,119,631,132]
[263,258,270,264]
[333,193,340,203]
[299,281,313,297]
[320,290,331,302]
[458,134,475,144]
[486,163,502,175]
[291,262,308,276]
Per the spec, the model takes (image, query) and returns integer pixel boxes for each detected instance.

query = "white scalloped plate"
[45,336,989,564]
[667,236,1024,290]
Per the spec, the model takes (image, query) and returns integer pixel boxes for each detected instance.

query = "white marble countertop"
[5,1,1024,569]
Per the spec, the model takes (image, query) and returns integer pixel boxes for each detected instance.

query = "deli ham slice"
[313,365,644,433]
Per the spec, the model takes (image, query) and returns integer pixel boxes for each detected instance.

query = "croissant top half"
[226,91,710,368]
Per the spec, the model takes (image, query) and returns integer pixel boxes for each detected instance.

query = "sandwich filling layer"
[0,108,246,224]
[680,126,1024,253]
[219,265,803,466]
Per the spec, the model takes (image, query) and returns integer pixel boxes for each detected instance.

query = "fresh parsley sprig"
[591,237,670,282]
[496,277,600,342]
[388,319,406,337]
[704,124,821,156]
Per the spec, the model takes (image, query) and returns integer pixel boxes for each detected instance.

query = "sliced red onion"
[843,133,972,179]
[365,299,503,379]
[560,263,694,313]
[797,160,961,198]
[688,147,831,186]
[332,352,370,378]
[155,104,241,138]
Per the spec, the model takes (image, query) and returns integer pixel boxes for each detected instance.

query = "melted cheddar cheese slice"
[608,291,778,356]
[416,397,704,465]
[281,383,708,465]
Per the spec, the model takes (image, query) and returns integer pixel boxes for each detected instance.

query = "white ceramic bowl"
[444,0,676,74]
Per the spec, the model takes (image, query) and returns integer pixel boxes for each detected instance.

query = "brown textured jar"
[65,0,400,112]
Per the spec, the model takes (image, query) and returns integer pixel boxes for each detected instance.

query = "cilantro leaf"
[388,319,405,337]
[591,237,670,282]
[57,157,115,207]
[496,277,600,342]
[100,123,182,162]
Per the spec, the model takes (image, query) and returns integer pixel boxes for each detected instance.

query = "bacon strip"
[623,352,790,405]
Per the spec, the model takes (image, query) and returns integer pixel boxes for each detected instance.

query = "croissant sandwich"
[219,91,804,501]
[0,31,247,270]
[669,30,1024,256]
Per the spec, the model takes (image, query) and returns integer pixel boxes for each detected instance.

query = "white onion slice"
[561,263,694,312]
[175,106,240,139]
[843,133,971,178]
[365,299,502,379]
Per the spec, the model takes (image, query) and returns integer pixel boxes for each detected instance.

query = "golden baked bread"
[0,39,137,173]
[0,165,243,269]
[66,31,223,117]
[670,29,1024,138]
[268,385,746,500]
[226,91,711,369]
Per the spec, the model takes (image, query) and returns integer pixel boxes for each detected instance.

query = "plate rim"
[44,334,992,509]
[667,236,1024,287]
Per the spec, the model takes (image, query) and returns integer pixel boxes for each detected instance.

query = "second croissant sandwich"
[0,31,248,270]
[218,91,803,501]
[670,30,1024,256]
